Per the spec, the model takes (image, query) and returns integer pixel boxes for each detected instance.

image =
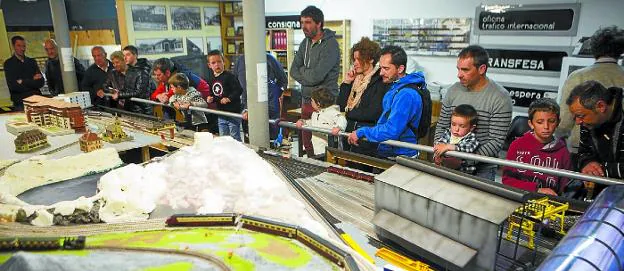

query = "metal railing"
[127,97,624,186]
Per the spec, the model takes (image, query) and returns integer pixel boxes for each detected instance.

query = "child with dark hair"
[503,98,571,195]
[434,104,480,174]
[296,87,347,156]
[168,73,208,130]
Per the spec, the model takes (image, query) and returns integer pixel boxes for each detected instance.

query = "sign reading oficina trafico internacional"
[474,3,580,36]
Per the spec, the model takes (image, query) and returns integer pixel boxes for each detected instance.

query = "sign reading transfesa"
[474,3,580,36]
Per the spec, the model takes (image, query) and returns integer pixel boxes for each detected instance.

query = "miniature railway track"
[260,153,376,236]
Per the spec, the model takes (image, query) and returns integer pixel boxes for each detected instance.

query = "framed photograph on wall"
[171,6,201,30]
[131,5,167,31]
[203,7,220,26]
[136,38,184,55]
[205,37,222,52]
[186,37,204,55]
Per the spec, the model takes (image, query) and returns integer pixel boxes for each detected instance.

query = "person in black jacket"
[105,51,152,115]
[81,46,113,106]
[337,37,390,159]
[123,45,156,94]
[206,50,243,141]
[43,39,85,96]
[3,35,44,110]
[566,80,624,197]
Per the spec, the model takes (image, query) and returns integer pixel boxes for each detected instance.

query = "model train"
[166,213,359,271]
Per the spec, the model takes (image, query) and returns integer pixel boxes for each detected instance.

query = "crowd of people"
[3,5,623,199]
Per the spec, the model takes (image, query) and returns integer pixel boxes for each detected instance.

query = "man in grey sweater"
[290,5,340,157]
[433,45,512,181]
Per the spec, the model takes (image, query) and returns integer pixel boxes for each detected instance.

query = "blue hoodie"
[356,72,426,157]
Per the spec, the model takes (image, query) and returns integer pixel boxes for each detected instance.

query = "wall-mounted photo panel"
[186,37,204,55]
[131,5,167,31]
[205,37,222,52]
[137,38,183,55]
[171,6,201,30]
[373,18,472,56]
[203,7,220,26]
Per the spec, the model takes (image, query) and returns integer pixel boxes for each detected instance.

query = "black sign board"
[266,15,301,29]
[505,85,556,108]
[475,4,579,36]
[487,49,569,72]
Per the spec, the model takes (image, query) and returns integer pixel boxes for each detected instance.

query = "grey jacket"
[169,86,208,125]
[290,28,340,99]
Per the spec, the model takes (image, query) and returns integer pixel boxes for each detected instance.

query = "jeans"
[218,116,242,142]
[476,167,497,181]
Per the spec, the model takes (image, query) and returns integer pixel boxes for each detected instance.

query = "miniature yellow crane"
[505,197,569,249]
[376,247,434,271]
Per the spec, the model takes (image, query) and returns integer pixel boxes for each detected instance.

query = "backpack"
[384,82,432,139]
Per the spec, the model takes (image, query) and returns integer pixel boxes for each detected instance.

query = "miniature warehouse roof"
[376,164,521,225]
[14,130,47,145]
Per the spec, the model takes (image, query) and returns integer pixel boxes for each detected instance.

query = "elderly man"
[558,26,624,154]
[567,81,624,196]
[43,38,85,96]
[3,35,44,110]
[81,46,113,106]
[433,45,512,181]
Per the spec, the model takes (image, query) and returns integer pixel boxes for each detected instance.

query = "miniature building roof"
[376,164,521,225]
[80,132,100,141]
[23,95,49,103]
[14,129,47,144]
[23,95,81,109]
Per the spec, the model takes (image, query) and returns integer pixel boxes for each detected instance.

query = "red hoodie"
[502,132,571,194]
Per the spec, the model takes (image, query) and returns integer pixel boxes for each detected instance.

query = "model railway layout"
[166,213,360,271]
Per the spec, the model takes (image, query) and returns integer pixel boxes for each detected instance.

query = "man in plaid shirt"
[433,104,480,174]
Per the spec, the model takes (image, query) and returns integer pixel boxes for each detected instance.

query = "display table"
[0,113,162,161]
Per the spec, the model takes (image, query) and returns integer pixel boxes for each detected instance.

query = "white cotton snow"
[0,148,123,196]
[96,133,327,236]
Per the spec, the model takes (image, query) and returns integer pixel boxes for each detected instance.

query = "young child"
[168,73,208,130]
[433,104,479,174]
[296,87,347,156]
[502,98,571,196]
[206,50,243,141]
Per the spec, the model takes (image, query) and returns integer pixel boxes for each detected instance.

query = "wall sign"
[484,45,573,77]
[474,3,580,36]
[266,15,301,29]
[502,83,558,108]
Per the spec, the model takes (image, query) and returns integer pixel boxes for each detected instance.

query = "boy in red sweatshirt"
[502,98,571,196]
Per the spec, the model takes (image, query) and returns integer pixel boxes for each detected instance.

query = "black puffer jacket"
[117,66,152,115]
[337,69,390,131]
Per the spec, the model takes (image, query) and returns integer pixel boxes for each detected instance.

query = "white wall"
[265,0,624,87]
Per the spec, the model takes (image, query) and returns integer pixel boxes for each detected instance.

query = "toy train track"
[166,213,359,271]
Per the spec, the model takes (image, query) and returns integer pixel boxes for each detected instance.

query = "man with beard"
[347,45,427,159]
[290,5,340,157]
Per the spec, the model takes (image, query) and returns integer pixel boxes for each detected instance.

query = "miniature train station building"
[23,95,86,133]
[14,129,50,153]
[79,131,103,153]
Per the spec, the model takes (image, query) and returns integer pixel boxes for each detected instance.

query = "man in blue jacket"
[347,45,426,158]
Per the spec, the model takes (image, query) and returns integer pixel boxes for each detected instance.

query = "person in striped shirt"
[433,45,512,181]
